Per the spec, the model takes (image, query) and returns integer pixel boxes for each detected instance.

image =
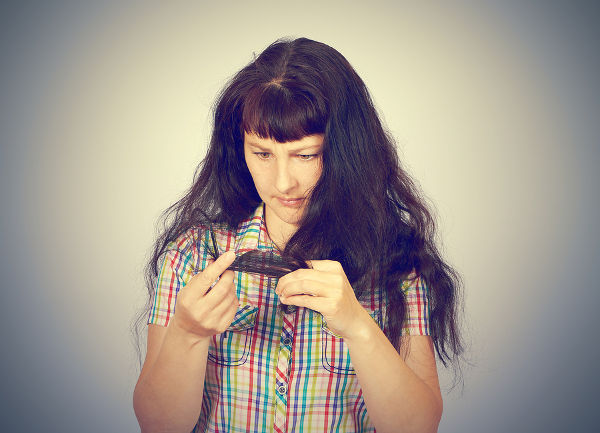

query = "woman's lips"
[277,197,304,207]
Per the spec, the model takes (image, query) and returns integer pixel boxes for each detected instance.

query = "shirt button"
[282,337,292,346]
[277,385,287,395]
[281,305,297,314]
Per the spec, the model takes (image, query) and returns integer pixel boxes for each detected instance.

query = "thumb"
[189,250,236,296]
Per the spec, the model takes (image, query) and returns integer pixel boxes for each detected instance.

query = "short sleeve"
[147,230,200,327]
[400,274,431,336]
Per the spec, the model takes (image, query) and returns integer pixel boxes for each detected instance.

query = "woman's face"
[244,131,324,245]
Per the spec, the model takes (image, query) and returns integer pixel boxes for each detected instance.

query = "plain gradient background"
[1,1,598,432]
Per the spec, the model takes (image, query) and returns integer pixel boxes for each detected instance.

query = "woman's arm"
[133,252,238,433]
[344,311,442,433]
[276,260,442,433]
[133,324,211,433]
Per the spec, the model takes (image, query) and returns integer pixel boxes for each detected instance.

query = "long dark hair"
[141,37,463,373]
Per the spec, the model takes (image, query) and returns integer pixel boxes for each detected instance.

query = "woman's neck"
[263,208,297,251]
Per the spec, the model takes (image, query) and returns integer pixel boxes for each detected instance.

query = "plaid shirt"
[149,204,431,432]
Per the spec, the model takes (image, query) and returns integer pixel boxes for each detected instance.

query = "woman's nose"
[274,160,295,193]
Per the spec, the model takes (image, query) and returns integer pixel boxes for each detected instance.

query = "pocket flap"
[227,305,259,331]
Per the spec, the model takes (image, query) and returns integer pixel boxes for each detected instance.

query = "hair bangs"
[242,83,327,142]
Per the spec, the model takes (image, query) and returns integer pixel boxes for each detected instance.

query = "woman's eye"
[254,152,271,160]
[297,154,317,161]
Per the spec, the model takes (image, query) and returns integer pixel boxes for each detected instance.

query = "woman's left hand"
[275,260,369,339]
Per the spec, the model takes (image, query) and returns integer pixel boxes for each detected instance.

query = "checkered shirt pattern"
[148,204,431,432]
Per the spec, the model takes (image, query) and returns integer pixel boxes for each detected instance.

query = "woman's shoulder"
[165,226,203,254]
[167,204,265,256]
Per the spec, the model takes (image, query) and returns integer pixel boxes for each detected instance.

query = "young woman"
[133,37,462,433]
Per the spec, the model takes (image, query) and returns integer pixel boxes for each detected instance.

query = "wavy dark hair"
[139,37,463,375]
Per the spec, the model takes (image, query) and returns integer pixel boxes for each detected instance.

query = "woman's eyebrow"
[247,142,322,153]
[246,142,272,151]
[292,144,323,152]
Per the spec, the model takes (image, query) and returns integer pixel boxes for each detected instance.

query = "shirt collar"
[234,203,275,253]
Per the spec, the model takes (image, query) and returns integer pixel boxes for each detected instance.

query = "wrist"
[168,317,212,348]
[343,307,379,347]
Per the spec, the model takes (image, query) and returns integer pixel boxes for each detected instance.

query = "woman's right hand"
[134,251,238,432]
[170,250,239,341]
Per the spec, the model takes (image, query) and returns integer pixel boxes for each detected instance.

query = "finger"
[204,270,235,303]
[190,251,236,296]
[276,268,331,291]
[207,290,239,321]
[193,274,235,315]
[280,294,321,312]
[278,278,332,298]
[203,291,239,332]
[309,259,343,272]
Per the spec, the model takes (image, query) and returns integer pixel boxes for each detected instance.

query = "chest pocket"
[321,308,382,375]
[208,305,258,367]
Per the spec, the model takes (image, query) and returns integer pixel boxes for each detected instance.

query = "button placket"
[273,306,296,432]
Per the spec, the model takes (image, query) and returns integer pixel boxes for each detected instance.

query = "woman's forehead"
[244,131,324,149]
